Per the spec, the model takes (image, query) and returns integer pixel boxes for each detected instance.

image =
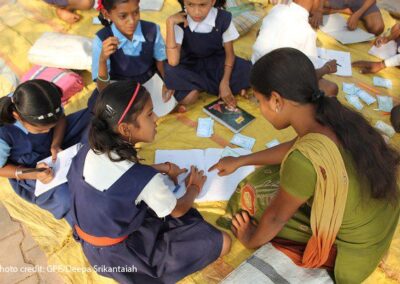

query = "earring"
[275,107,279,113]
[128,135,132,144]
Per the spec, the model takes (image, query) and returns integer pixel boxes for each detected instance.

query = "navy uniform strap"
[96,25,113,41]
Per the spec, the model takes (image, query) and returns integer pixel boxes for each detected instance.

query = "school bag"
[21,65,84,104]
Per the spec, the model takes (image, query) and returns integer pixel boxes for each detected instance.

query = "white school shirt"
[384,45,400,67]
[251,3,319,67]
[174,7,239,45]
[83,149,177,218]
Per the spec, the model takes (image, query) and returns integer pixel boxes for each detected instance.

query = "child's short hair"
[0,79,63,127]
[177,0,226,11]
[89,80,150,163]
[390,105,400,133]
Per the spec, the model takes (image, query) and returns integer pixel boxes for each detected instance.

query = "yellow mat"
[0,0,399,283]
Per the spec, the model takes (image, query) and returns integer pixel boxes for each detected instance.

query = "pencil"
[21,168,50,174]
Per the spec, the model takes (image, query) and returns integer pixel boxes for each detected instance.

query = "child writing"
[68,80,231,283]
[0,79,91,225]
[164,0,252,109]
[309,0,384,36]
[42,0,95,24]
[93,0,172,99]
[353,23,400,73]
[210,48,400,283]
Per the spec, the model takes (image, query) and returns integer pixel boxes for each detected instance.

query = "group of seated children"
[1,0,399,283]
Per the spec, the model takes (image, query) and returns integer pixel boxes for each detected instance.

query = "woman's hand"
[374,36,389,47]
[309,10,323,29]
[208,156,241,176]
[36,163,54,184]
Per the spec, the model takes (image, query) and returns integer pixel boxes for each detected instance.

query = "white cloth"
[174,7,239,45]
[251,3,318,67]
[83,150,177,218]
[384,46,400,67]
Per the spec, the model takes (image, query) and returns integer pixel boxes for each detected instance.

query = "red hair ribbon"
[96,0,104,11]
[117,83,141,125]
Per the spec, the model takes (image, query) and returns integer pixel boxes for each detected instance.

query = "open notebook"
[155,148,255,202]
[320,14,375,44]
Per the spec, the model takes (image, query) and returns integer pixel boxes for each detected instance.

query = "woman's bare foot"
[231,211,258,248]
[56,7,80,24]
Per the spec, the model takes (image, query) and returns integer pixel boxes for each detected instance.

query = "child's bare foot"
[56,7,80,24]
[177,105,187,113]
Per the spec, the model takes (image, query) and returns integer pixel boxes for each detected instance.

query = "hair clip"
[311,90,325,102]
[35,107,61,120]
[105,104,117,118]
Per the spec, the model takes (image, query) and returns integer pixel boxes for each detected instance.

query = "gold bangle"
[166,46,177,49]
[224,64,233,68]
[97,73,110,82]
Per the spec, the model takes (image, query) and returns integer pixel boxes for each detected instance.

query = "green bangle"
[97,73,110,82]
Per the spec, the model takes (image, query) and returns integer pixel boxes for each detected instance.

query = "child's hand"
[50,144,62,163]
[323,60,337,74]
[309,11,323,29]
[100,36,119,61]
[374,36,389,47]
[219,82,236,108]
[208,156,241,176]
[352,60,385,74]
[185,166,206,195]
[167,12,188,27]
[36,163,54,184]
[165,162,187,185]
[162,84,175,102]
[347,13,360,31]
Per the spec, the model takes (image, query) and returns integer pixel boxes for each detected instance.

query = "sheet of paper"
[197,117,214,137]
[155,148,255,202]
[377,95,393,112]
[320,14,375,44]
[317,48,352,76]
[375,120,395,137]
[35,143,82,197]
[345,94,364,110]
[265,139,280,148]
[356,89,376,105]
[342,82,358,95]
[230,133,256,150]
[373,76,392,89]
[368,41,398,60]
[143,73,177,117]
[139,0,164,10]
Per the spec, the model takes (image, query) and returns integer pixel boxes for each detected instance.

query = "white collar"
[187,7,217,32]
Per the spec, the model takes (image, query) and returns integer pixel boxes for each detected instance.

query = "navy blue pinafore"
[68,145,223,284]
[164,9,252,101]
[96,20,158,84]
[0,108,91,225]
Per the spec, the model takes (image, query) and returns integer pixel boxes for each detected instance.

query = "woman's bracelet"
[97,73,110,82]
[166,45,177,50]
[224,64,233,68]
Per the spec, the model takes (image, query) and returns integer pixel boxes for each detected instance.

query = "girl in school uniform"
[309,0,384,35]
[164,0,252,109]
[93,0,171,97]
[42,0,95,24]
[68,80,231,284]
[0,80,91,225]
